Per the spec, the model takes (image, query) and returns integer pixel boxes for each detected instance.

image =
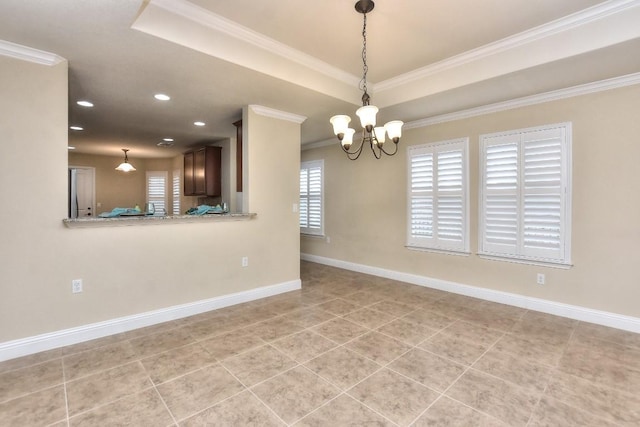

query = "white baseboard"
[302,253,640,334]
[0,279,301,362]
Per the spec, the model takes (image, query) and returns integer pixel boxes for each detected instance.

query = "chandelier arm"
[369,139,382,159]
[348,151,362,161]
[367,130,385,159]
[378,142,399,156]
[347,142,365,160]
[340,138,363,155]
[341,138,366,161]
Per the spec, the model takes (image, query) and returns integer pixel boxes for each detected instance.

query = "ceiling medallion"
[329,0,403,160]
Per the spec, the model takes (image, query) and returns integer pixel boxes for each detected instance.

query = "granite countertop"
[63,213,257,228]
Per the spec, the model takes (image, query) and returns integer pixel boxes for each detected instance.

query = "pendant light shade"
[384,120,403,142]
[373,127,386,145]
[341,128,356,150]
[355,105,378,130]
[115,148,136,172]
[330,115,351,140]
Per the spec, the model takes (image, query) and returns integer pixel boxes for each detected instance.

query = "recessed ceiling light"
[69,126,83,131]
[154,93,170,101]
[194,121,205,126]
[163,138,174,142]
[77,100,94,107]
[68,146,76,150]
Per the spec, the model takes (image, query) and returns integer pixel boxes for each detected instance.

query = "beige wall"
[243,106,302,283]
[0,56,301,343]
[302,84,640,318]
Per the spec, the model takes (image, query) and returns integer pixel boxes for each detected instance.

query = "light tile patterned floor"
[1,261,640,426]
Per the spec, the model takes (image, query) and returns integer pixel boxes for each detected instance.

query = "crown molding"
[404,72,640,130]
[0,39,64,66]
[375,0,640,93]
[141,0,640,109]
[149,0,360,88]
[301,138,335,151]
[249,105,307,124]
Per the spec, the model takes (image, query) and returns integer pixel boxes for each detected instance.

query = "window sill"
[63,213,257,228]
[406,245,470,257]
[478,253,572,269]
[300,233,325,239]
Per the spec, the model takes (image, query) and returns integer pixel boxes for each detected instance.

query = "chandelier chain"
[360,12,369,104]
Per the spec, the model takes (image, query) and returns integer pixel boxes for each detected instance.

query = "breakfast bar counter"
[63,213,257,228]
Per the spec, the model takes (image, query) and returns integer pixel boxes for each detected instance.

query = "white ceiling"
[1,0,639,158]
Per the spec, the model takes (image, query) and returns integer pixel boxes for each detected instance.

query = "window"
[172,169,181,215]
[146,171,168,214]
[300,160,324,236]
[479,122,572,266]
[407,138,469,254]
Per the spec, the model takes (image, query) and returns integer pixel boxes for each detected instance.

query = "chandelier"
[329,0,403,160]
[115,148,136,172]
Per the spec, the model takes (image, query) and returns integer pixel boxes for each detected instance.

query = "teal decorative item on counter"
[186,205,224,215]
[98,207,143,218]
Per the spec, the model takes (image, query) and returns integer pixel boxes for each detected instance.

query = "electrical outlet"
[241,257,249,267]
[72,279,83,293]
[292,203,298,213]
[536,273,545,285]
[326,236,331,243]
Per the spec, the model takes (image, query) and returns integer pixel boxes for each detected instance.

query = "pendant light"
[329,0,403,160]
[115,148,136,172]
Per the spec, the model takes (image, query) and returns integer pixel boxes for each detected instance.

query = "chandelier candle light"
[330,0,403,160]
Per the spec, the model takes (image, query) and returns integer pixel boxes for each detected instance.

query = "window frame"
[478,122,572,268]
[299,159,324,236]
[406,138,470,255]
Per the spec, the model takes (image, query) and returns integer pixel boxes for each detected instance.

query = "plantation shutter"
[437,149,464,244]
[481,135,519,255]
[480,123,571,265]
[307,166,322,230]
[300,160,323,235]
[172,169,181,215]
[522,127,565,259]
[408,139,468,252]
[409,151,434,240]
[146,171,167,214]
[299,168,309,228]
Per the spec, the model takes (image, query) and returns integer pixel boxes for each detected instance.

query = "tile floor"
[1,261,640,426]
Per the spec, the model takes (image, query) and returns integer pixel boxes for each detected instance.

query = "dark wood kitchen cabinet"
[184,146,222,196]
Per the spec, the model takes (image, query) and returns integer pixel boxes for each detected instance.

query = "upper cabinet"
[184,146,222,196]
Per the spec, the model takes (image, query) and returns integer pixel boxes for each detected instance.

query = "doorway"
[68,166,95,218]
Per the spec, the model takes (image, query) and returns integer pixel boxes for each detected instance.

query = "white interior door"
[69,167,95,218]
